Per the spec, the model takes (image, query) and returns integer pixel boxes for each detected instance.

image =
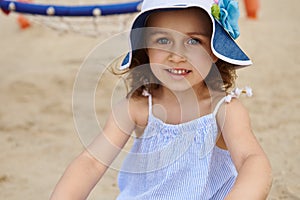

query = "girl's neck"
[151,84,213,124]
[157,83,210,103]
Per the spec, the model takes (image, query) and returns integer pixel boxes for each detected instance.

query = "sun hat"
[120,0,252,70]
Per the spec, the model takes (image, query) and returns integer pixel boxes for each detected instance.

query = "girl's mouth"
[166,68,192,76]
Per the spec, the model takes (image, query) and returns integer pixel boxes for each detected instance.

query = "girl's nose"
[168,52,187,63]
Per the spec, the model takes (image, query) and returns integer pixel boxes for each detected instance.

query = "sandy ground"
[0,0,299,199]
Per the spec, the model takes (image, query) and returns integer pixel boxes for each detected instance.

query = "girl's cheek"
[148,49,169,61]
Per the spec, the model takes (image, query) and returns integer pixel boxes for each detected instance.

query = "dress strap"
[213,96,226,117]
[142,90,152,115]
[148,94,152,114]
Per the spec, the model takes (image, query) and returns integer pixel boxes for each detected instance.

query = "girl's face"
[145,8,217,92]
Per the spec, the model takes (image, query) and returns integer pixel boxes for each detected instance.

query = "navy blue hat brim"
[212,19,252,66]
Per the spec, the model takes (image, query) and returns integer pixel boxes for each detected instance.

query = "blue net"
[0,0,142,16]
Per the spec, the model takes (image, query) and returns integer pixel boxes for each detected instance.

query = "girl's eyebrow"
[186,31,210,37]
[146,30,170,36]
[147,30,209,37]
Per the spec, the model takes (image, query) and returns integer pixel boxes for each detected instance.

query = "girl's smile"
[165,68,192,80]
[166,68,191,76]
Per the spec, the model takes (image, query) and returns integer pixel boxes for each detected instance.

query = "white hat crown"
[141,0,215,13]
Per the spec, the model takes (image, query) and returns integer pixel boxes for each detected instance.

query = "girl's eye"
[187,38,200,45]
[157,38,170,44]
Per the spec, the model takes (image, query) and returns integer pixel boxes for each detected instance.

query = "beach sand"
[0,0,299,199]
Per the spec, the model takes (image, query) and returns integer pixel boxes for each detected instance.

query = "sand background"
[0,0,299,199]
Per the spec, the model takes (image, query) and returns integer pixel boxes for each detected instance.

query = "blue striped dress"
[117,95,237,199]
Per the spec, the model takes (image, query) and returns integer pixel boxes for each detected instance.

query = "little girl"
[51,0,272,199]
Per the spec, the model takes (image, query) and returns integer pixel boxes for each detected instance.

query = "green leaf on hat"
[211,4,220,20]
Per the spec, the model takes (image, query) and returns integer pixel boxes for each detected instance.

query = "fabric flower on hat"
[211,0,240,39]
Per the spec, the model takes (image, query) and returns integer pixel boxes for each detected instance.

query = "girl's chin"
[162,83,199,93]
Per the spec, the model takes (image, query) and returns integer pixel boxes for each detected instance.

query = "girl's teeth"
[168,69,189,75]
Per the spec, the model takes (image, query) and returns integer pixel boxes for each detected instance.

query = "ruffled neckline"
[148,112,215,127]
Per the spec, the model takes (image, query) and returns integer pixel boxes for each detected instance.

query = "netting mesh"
[29,13,135,37]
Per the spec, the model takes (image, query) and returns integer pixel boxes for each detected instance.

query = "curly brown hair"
[117,49,237,99]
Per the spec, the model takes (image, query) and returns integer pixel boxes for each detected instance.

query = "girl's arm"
[217,99,272,200]
[50,99,136,200]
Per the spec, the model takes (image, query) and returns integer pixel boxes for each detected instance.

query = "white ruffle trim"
[225,86,253,103]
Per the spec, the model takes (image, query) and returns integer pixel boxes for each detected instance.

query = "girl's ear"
[213,57,219,63]
[211,53,218,63]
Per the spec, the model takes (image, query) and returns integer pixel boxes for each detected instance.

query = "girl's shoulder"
[110,96,149,135]
[128,96,150,128]
[223,98,250,117]
[216,97,251,131]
